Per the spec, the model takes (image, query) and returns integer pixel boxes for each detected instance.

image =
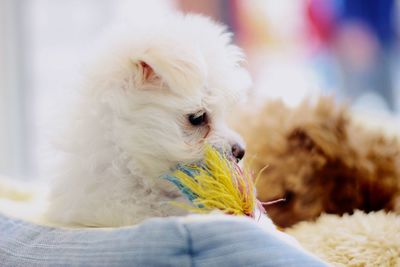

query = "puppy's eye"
[188,112,207,126]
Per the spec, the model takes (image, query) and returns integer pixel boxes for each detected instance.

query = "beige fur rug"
[287,211,400,266]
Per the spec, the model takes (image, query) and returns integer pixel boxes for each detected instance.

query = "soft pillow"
[0,213,327,267]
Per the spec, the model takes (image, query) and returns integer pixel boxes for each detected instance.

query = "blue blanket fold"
[0,213,327,267]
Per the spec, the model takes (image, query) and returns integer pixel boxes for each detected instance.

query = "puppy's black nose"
[231,143,245,161]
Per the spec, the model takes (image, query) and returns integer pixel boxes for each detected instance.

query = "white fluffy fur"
[46,13,252,227]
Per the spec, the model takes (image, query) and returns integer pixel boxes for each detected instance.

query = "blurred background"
[1,0,400,180]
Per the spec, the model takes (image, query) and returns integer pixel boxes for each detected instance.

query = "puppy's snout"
[231,143,245,161]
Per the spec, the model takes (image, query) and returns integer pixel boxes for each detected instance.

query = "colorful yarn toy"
[163,145,264,218]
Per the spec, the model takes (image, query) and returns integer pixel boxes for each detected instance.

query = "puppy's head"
[89,14,251,178]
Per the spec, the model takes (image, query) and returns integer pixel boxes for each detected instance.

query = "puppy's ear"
[131,47,206,93]
[132,60,163,89]
[139,61,154,81]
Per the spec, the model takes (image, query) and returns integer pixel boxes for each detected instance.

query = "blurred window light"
[0,0,28,179]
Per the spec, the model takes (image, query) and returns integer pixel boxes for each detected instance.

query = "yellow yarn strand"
[171,145,257,217]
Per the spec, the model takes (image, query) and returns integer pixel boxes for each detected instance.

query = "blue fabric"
[0,213,328,267]
[337,0,395,46]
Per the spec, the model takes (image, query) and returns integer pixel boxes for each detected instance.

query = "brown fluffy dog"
[235,98,400,227]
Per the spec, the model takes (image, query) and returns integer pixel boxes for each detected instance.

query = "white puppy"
[45,13,251,227]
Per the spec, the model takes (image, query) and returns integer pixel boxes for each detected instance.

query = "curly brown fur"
[235,97,400,228]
